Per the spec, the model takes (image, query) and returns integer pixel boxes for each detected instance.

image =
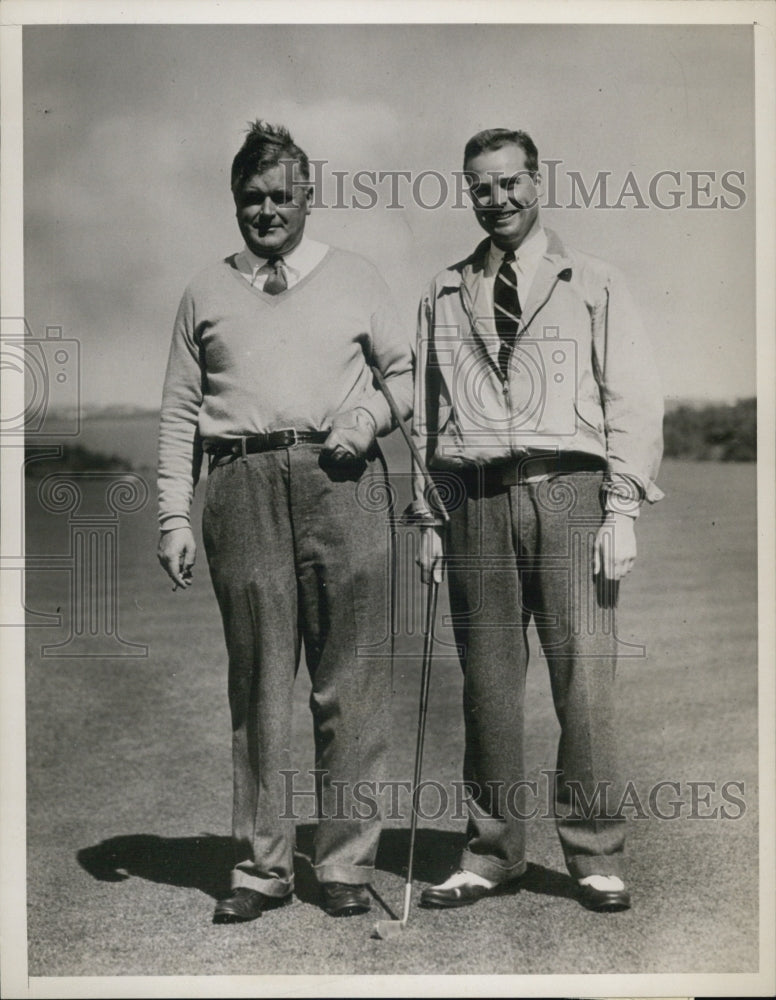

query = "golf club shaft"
[403,577,439,922]
[370,364,449,523]
[369,364,442,930]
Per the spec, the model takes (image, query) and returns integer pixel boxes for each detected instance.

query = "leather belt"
[204,429,329,460]
[456,452,607,489]
[500,451,606,485]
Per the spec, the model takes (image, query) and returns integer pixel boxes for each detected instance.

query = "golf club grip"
[370,364,449,523]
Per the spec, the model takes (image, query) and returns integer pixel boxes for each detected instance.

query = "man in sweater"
[414,129,663,912]
[157,121,412,923]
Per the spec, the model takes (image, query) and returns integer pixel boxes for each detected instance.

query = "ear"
[303,185,314,216]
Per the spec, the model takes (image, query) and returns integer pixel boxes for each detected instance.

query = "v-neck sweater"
[158,247,412,527]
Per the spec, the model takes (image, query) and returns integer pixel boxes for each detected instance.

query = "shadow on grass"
[77,834,234,900]
[77,826,577,905]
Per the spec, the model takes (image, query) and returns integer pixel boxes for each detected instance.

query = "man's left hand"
[593,512,637,581]
[322,408,376,464]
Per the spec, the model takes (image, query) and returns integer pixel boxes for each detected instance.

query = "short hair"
[462,129,539,175]
[230,120,310,193]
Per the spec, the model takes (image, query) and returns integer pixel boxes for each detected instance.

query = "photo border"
[1,2,774,997]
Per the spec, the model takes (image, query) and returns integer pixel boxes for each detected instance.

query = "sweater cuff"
[602,475,643,518]
[357,394,393,437]
[352,406,378,435]
[160,515,191,532]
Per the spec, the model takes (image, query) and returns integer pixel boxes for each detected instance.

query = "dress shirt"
[483,225,548,312]
[234,237,329,291]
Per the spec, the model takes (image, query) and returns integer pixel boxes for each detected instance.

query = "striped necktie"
[493,250,521,377]
[262,256,288,295]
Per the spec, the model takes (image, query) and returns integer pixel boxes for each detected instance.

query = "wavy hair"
[463,129,539,174]
[231,120,310,192]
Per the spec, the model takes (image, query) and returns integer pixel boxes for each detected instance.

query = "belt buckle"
[501,462,519,487]
[277,427,297,448]
[501,451,528,486]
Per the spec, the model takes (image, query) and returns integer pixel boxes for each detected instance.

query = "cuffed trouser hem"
[231,867,293,898]
[313,863,374,885]
[565,854,625,880]
[460,852,528,885]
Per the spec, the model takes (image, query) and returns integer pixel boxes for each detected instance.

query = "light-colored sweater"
[157,247,413,528]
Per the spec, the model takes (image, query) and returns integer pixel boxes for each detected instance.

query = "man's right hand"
[158,526,196,590]
[418,526,445,585]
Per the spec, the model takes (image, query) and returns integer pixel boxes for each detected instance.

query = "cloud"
[21,24,757,407]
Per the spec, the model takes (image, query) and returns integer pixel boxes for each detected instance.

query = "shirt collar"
[241,236,325,277]
[486,225,547,273]
[438,228,571,293]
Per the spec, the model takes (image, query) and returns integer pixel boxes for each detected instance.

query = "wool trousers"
[445,467,625,883]
[202,445,392,896]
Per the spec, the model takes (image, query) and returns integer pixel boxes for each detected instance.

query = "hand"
[592,513,637,581]
[158,526,196,590]
[418,526,445,585]
[322,408,376,464]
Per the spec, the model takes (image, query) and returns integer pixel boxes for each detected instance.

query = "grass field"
[23,452,759,978]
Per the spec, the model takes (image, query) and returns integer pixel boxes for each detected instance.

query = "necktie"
[493,250,521,377]
[262,256,288,295]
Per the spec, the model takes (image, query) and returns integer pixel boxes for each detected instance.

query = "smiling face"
[465,143,542,251]
[233,160,312,258]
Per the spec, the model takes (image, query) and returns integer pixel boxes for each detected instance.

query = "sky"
[21,22,756,410]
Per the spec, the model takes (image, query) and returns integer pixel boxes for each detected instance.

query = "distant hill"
[30,412,159,472]
[25,442,133,479]
[58,397,742,419]
[46,405,159,422]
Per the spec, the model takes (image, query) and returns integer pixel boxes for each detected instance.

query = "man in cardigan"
[157,121,412,923]
[414,129,663,912]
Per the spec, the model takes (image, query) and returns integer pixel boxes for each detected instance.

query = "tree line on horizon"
[663,397,756,461]
[24,397,756,474]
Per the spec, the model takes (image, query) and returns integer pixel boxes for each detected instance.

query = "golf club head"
[371,919,406,940]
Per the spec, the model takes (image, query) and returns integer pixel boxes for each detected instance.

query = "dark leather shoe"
[577,882,631,912]
[420,879,502,909]
[321,882,371,917]
[212,887,292,924]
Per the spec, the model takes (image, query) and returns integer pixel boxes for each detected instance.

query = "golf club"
[368,364,447,940]
[369,364,449,525]
[372,576,440,940]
